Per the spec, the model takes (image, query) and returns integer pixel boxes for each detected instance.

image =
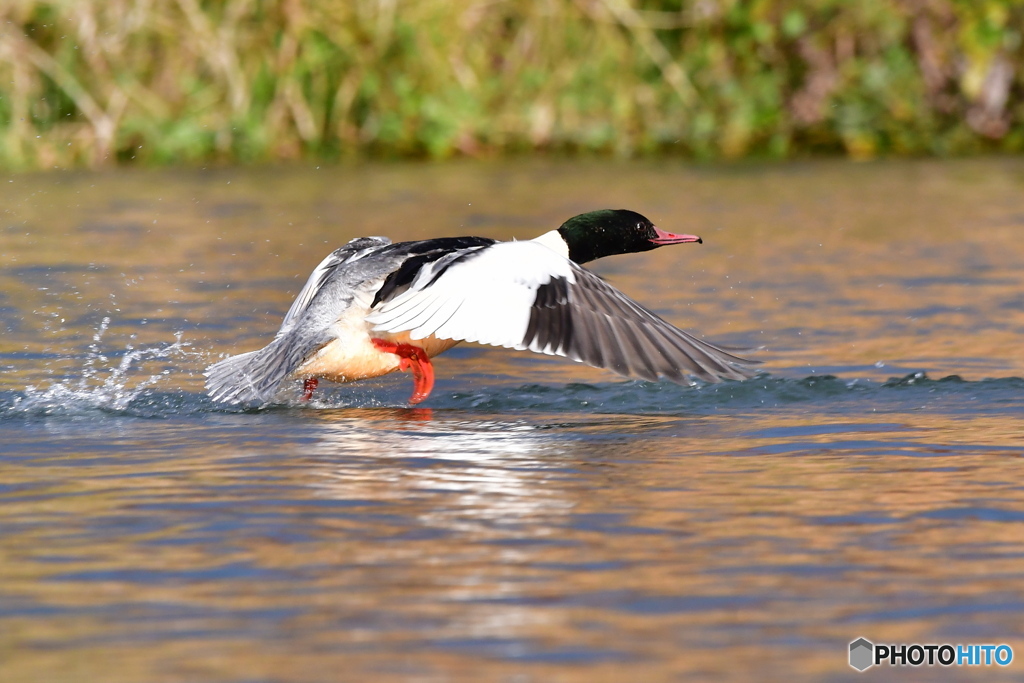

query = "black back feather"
[371,236,496,307]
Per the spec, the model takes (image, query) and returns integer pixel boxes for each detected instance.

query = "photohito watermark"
[849,638,1013,671]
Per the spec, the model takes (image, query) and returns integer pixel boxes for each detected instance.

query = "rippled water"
[2,159,1023,681]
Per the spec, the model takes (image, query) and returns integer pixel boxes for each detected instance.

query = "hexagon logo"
[849,637,874,671]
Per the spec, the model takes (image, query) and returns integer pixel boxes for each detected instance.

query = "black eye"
[636,222,643,230]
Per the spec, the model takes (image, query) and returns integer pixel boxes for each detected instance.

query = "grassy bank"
[1,0,1022,169]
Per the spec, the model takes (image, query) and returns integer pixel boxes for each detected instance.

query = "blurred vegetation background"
[1,0,1022,169]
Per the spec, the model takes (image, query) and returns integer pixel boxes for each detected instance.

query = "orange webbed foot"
[371,339,435,404]
[302,377,318,401]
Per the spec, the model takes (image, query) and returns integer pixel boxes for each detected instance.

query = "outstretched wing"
[277,236,392,337]
[366,240,759,383]
[207,236,393,404]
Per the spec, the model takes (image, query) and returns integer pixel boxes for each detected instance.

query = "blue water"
[4,365,1024,420]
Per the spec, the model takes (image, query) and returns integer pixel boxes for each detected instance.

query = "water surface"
[1,159,1023,681]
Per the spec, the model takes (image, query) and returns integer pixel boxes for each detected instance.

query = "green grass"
[1,0,1023,169]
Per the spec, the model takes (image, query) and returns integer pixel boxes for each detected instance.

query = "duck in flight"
[205,209,759,405]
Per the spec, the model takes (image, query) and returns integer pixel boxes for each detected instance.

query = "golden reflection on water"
[3,406,1023,680]
[2,158,1024,391]
[2,159,1024,681]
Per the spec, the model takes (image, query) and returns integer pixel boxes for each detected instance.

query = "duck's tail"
[204,334,319,406]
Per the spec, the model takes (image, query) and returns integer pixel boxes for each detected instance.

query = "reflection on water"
[1,159,1024,681]
[3,407,1023,681]
[306,410,575,529]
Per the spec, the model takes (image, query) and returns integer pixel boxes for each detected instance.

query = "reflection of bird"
[205,209,759,405]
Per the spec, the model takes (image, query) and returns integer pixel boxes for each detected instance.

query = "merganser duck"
[205,209,759,405]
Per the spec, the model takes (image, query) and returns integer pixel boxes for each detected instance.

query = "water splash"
[7,317,200,418]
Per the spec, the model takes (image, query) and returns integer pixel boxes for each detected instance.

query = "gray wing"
[206,236,396,404]
[523,263,759,383]
[277,236,392,338]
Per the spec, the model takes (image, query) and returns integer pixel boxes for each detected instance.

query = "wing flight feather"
[367,239,759,384]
